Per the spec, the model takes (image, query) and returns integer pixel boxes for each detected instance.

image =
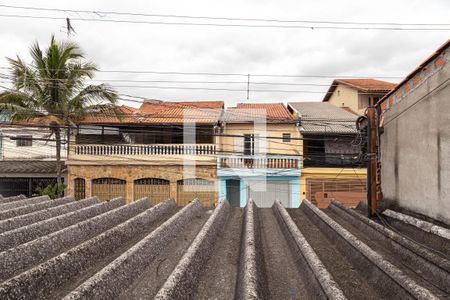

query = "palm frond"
[6,56,44,101]
[70,102,124,121]
[0,90,41,112]
[0,102,43,121]
[2,35,118,126]
[70,84,118,107]
[29,40,48,79]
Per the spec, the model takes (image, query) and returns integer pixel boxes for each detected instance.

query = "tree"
[0,35,118,184]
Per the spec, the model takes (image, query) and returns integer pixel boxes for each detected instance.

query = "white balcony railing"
[219,155,300,169]
[73,144,216,156]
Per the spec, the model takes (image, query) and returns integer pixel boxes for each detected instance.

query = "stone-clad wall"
[67,164,218,205]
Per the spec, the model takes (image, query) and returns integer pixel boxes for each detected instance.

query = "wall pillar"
[218,178,226,201]
[66,170,74,196]
[291,177,300,208]
[126,178,134,203]
[169,181,178,203]
[240,178,247,207]
[86,178,92,198]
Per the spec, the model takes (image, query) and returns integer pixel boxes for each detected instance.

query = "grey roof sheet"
[0,160,66,175]
[288,102,358,134]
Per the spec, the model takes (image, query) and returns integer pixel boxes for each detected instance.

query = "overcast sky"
[0,0,449,107]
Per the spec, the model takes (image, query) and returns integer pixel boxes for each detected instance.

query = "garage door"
[247,180,290,208]
[134,178,170,205]
[92,178,126,201]
[306,179,366,208]
[177,178,216,207]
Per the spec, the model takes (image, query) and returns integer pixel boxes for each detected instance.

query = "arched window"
[92,178,126,201]
[177,178,216,207]
[74,178,86,200]
[134,178,170,205]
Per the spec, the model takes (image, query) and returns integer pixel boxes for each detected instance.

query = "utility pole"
[366,107,378,218]
[246,74,250,100]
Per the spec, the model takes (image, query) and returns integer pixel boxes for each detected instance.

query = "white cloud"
[0,0,448,107]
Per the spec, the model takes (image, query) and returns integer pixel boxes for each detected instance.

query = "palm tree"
[0,35,118,184]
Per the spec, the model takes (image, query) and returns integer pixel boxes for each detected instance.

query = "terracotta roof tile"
[138,100,223,123]
[323,78,397,102]
[139,100,223,113]
[335,79,396,92]
[223,103,295,123]
[120,105,138,114]
[79,105,138,124]
[80,100,224,124]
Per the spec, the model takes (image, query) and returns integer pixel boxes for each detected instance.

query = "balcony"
[69,143,216,164]
[219,155,299,169]
[217,155,301,177]
[302,154,360,168]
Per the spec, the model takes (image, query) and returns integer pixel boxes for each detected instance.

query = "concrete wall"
[0,127,67,160]
[380,50,450,224]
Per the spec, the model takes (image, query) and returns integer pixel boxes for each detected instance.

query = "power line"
[0,66,404,79]
[2,121,362,142]
[0,4,448,30]
[0,134,362,161]
[0,3,447,27]
[1,13,449,31]
[0,72,397,100]
[0,79,393,100]
[0,141,365,168]
[0,83,361,130]
[0,80,390,94]
[0,73,400,88]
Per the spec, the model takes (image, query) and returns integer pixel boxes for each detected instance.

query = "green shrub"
[36,183,67,199]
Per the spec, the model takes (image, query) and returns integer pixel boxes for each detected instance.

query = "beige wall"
[218,123,302,156]
[327,84,359,113]
[328,83,383,115]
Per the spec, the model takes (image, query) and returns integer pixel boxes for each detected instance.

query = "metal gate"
[177,178,216,207]
[74,178,86,200]
[134,178,170,205]
[0,177,57,197]
[306,179,366,208]
[92,178,126,201]
[247,180,290,208]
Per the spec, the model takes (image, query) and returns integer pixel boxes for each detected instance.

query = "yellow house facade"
[217,103,302,208]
